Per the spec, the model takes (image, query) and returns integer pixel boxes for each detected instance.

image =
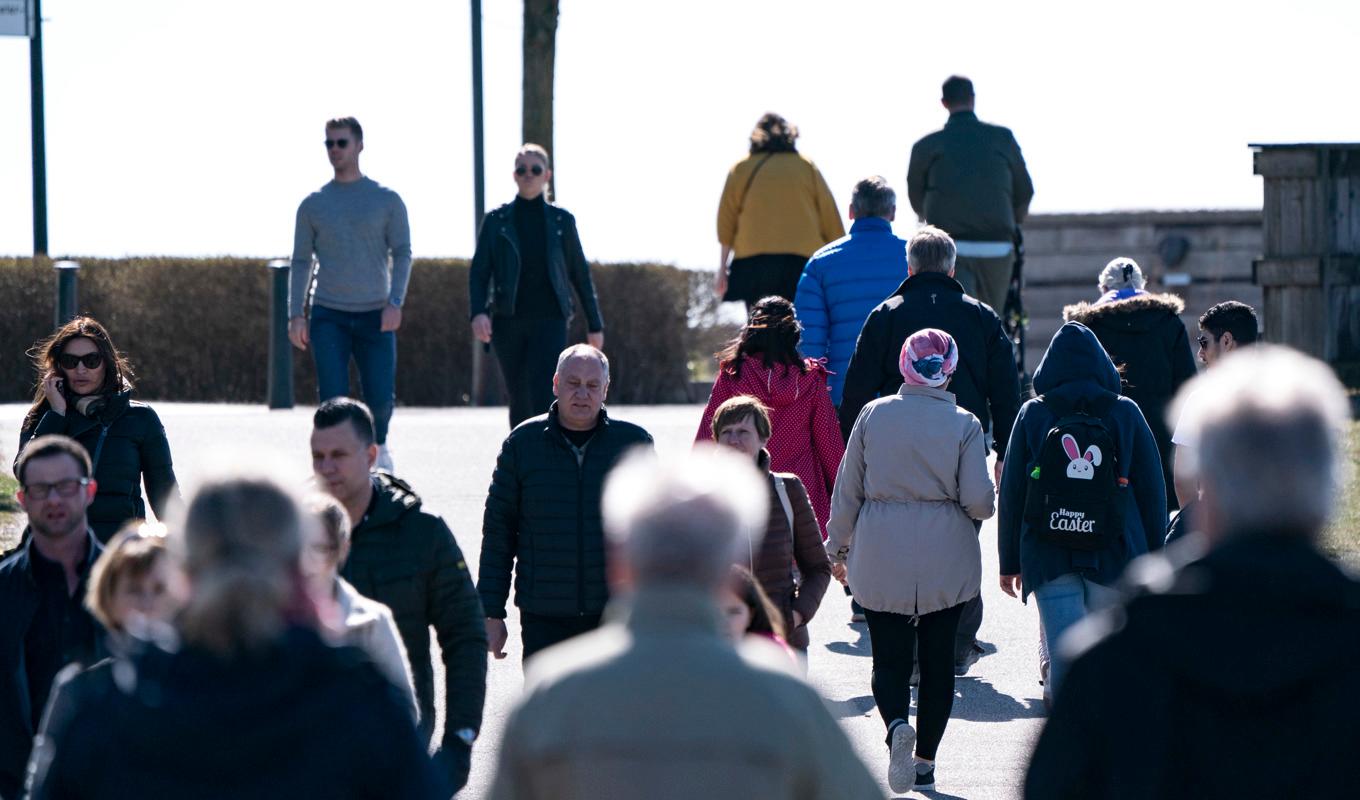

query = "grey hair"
[850,176,896,219]
[1099,257,1146,292]
[555,344,610,383]
[602,445,768,589]
[1172,345,1352,539]
[907,225,957,275]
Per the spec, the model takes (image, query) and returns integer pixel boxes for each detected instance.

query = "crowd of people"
[2,73,1357,800]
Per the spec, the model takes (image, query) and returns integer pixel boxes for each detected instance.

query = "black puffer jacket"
[478,403,654,619]
[340,473,486,792]
[17,391,178,542]
[839,271,1022,459]
[1064,293,1198,509]
[468,199,605,331]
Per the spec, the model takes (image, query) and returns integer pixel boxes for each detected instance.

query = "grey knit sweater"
[290,177,412,316]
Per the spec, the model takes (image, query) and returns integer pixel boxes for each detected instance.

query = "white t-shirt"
[1170,388,1200,449]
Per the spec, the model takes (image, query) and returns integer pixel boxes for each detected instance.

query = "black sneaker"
[954,642,984,676]
[850,599,866,623]
[914,764,935,791]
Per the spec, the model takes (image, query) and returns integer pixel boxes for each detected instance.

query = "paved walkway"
[0,403,1045,799]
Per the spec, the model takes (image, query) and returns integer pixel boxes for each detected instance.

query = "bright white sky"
[1,0,1356,269]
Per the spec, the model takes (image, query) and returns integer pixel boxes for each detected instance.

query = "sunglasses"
[515,164,545,177]
[58,352,104,370]
[1196,335,1214,350]
[324,138,350,150]
[23,477,91,501]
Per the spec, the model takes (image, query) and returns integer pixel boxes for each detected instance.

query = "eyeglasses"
[515,164,545,177]
[23,477,91,500]
[58,352,104,370]
[324,138,350,150]
[1196,335,1212,350]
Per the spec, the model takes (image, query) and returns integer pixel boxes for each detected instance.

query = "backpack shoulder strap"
[773,474,795,534]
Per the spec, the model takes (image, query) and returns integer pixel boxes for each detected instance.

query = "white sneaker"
[887,719,917,794]
[375,444,394,473]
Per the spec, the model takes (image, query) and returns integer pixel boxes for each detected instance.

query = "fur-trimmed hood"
[1063,292,1186,334]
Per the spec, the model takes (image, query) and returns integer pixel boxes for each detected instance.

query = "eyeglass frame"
[22,477,92,500]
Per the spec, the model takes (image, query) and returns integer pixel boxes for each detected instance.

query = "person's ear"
[552,373,561,394]
[1220,331,1236,351]
[848,204,857,221]
[85,479,98,501]
[15,488,24,507]
[365,443,378,469]
[941,98,951,111]
[887,206,896,222]
[355,138,364,156]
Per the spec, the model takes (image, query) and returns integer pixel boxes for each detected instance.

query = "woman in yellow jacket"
[715,113,845,310]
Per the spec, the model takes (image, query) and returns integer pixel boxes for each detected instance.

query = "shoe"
[375,444,394,473]
[955,642,984,676]
[850,599,866,624]
[913,762,936,792]
[887,719,916,794]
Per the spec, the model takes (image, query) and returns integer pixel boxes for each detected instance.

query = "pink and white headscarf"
[899,328,959,388]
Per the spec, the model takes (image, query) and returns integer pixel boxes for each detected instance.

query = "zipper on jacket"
[497,227,522,314]
[574,440,588,616]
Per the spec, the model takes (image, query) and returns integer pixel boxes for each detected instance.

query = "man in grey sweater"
[289,116,411,471]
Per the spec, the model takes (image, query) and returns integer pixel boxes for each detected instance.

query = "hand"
[586,331,604,350]
[471,314,493,344]
[792,610,804,628]
[713,268,728,299]
[994,459,1004,492]
[42,372,68,416]
[830,562,848,585]
[380,303,402,333]
[1000,574,1022,598]
[288,316,309,351]
[485,617,508,660]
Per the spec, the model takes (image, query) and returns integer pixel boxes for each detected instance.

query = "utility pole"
[30,0,48,255]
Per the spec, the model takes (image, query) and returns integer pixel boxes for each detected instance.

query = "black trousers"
[520,611,603,661]
[491,315,567,428]
[864,602,966,760]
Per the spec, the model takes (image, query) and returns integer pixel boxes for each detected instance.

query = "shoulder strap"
[773,475,795,534]
[735,154,776,218]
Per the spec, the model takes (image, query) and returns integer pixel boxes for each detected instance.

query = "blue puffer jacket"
[998,322,1166,598]
[793,217,909,405]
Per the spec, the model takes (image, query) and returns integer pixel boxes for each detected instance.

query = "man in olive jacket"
[310,398,486,794]
[479,345,654,662]
[907,75,1034,312]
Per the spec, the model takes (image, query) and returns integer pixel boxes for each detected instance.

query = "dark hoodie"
[1025,534,1360,799]
[26,626,443,799]
[1063,292,1198,508]
[997,322,1167,597]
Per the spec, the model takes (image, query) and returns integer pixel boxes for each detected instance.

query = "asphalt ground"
[0,402,1045,799]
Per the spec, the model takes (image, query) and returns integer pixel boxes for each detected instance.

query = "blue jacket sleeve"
[1124,404,1168,552]
[998,403,1033,576]
[794,263,829,361]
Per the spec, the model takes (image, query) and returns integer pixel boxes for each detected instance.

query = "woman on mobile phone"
[17,317,179,542]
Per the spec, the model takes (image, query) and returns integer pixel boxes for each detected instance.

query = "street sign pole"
[29,0,47,255]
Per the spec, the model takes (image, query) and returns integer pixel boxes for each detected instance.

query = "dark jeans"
[310,305,396,444]
[520,611,603,661]
[491,315,567,428]
[865,602,965,760]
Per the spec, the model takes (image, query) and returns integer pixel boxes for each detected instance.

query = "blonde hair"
[86,523,168,632]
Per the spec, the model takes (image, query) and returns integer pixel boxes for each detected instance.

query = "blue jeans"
[1033,573,1119,699]
[310,305,396,444]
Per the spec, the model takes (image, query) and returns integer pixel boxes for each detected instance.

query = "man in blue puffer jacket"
[997,321,1166,700]
[794,176,910,406]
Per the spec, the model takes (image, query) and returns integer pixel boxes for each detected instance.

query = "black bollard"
[53,260,79,328]
[267,259,294,409]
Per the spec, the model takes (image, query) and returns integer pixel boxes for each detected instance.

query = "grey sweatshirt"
[290,177,413,316]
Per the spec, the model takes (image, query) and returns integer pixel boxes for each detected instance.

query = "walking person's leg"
[524,318,568,422]
[954,594,984,672]
[863,608,918,793]
[309,306,355,401]
[352,308,397,448]
[954,254,1013,312]
[914,602,966,761]
[490,317,531,428]
[1032,573,1089,699]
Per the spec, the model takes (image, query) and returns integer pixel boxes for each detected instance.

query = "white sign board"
[0,0,33,37]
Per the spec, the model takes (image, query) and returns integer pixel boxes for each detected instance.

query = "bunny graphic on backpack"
[1023,397,1126,550]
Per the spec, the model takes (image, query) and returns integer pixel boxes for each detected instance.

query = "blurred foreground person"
[26,475,442,799]
[0,437,104,799]
[488,447,880,800]
[1026,346,1360,799]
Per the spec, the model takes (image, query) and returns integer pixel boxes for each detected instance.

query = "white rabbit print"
[1062,434,1102,480]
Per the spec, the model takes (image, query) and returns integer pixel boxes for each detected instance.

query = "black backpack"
[1023,396,1125,551]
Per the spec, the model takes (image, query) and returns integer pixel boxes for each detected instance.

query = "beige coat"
[335,577,419,723]
[828,384,995,616]
[488,587,881,800]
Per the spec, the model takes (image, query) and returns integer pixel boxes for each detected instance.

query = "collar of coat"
[896,384,959,404]
[16,527,103,582]
[890,269,967,298]
[609,586,726,637]
[547,401,610,434]
[1062,292,1186,325]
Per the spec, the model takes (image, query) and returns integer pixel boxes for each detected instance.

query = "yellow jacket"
[717,152,845,259]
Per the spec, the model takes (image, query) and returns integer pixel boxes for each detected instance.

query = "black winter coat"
[478,403,654,619]
[468,199,605,331]
[839,271,1022,459]
[1026,534,1360,800]
[26,626,443,800]
[1064,293,1198,509]
[17,391,179,543]
[339,473,486,791]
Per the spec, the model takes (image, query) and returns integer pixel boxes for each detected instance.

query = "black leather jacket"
[468,199,605,331]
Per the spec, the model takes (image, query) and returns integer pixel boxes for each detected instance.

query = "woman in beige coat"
[827,327,995,795]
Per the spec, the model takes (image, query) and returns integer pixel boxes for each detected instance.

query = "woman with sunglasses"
[18,317,179,542]
[469,143,605,428]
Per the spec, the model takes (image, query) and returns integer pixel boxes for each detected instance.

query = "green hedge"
[1,257,702,406]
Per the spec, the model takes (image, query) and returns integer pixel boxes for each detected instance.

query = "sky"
[1,0,1357,270]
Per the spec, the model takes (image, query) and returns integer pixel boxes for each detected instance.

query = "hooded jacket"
[339,473,485,790]
[839,270,1021,460]
[334,577,418,723]
[1025,534,1360,799]
[997,322,1167,598]
[1063,292,1198,508]
[26,626,443,800]
[695,357,844,537]
[19,391,179,542]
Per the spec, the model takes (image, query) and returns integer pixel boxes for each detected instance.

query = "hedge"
[1,257,717,406]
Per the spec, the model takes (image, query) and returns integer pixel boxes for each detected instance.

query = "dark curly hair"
[749,112,799,154]
[717,296,807,378]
